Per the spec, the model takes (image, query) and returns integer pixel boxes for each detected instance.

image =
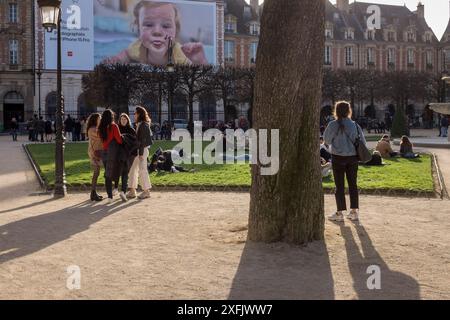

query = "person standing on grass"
[127,106,152,200]
[115,113,137,202]
[324,101,367,222]
[86,113,104,202]
[98,109,123,203]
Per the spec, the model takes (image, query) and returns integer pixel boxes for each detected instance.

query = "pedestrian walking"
[127,106,153,200]
[324,101,367,222]
[37,116,46,142]
[64,115,74,141]
[73,118,82,142]
[441,116,449,137]
[10,117,19,141]
[44,119,53,142]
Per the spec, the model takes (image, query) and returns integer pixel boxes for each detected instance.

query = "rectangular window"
[9,39,19,65]
[9,3,18,23]
[388,48,395,64]
[345,47,353,65]
[325,28,333,39]
[249,24,260,36]
[426,51,433,66]
[407,49,415,65]
[367,30,374,40]
[367,47,374,64]
[250,42,258,64]
[324,46,332,65]
[224,40,235,62]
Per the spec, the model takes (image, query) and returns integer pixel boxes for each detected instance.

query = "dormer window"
[367,30,375,40]
[424,32,432,43]
[406,30,416,42]
[225,15,237,33]
[249,22,260,36]
[325,22,333,39]
[388,31,396,42]
[344,29,354,40]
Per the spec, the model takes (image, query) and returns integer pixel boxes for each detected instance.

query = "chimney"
[417,2,424,19]
[336,0,349,13]
[250,0,259,17]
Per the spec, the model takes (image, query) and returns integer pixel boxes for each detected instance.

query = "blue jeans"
[441,126,448,137]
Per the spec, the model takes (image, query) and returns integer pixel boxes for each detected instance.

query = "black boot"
[90,190,103,201]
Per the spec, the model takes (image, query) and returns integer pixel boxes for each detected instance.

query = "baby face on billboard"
[139,4,177,63]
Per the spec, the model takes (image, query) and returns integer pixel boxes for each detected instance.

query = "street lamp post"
[37,0,66,197]
[36,69,42,118]
[166,36,175,126]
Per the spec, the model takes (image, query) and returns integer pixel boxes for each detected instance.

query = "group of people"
[375,135,419,159]
[64,115,88,142]
[26,115,54,143]
[87,107,153,203]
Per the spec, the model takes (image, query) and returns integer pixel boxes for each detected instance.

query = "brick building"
[0,0,35,131]
[323,0,444,119]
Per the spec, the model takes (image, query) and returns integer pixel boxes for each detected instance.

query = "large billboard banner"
[44,0,94,71]
[43,0,217,70]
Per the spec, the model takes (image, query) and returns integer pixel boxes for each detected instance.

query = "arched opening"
[173,92,187,120]
[141,93,159,124]
[199,92,216,126]
[45,92,57,121]
[3,91,24,130]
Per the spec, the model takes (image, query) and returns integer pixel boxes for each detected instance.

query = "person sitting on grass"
[321,157,332,177]
[148,147,194,173]
[399,136,420,159]
[320,136,331,163]
[375,135,398,158]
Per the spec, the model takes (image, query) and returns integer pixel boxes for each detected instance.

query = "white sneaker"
[112,188,118,196]
[328,212,344,222]
[119,191,128,202]
[347,210,359,221]
[106,197,114,204]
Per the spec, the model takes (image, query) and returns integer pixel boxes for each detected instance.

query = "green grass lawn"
[27,141,434,193]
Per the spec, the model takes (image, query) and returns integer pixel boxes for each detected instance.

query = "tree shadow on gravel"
[228,240,335,299]
[0,199,139,265]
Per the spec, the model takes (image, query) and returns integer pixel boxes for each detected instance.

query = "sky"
[246,0,450,40]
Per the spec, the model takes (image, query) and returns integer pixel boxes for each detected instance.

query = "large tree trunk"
[248,0,325,245]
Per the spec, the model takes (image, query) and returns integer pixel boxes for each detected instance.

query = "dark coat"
[136,122,153,156]
[104,134,138,181]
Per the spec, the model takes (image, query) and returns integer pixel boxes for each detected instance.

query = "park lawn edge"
[25,143,438,198]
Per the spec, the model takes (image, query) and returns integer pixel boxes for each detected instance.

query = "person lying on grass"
[148,147,195,173]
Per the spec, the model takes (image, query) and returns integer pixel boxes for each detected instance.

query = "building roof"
[224,0,260,35]
[326,1,438,43]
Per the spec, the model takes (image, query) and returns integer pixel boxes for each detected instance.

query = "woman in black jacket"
[127,107,153,200]
[115,113,137,201]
